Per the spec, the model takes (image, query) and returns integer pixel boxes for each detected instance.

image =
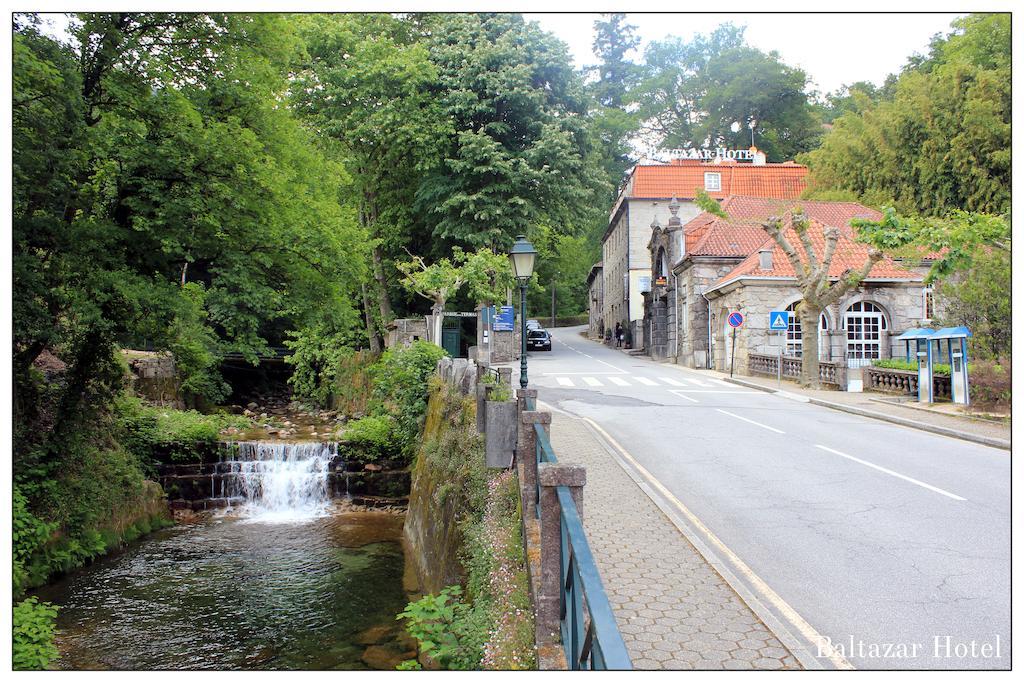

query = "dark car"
[526,319,542,331]
[526,328,552,351]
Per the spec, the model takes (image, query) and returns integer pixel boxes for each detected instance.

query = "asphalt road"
[516,326,1010,670]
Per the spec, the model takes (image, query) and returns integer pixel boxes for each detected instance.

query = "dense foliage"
[13,597,60,670]
[635,23,822,161]
[802,14,1010,215]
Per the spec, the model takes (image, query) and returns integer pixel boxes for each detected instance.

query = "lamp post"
[508,235,538,389]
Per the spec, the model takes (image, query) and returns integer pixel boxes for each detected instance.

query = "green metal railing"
[527,396,632,670]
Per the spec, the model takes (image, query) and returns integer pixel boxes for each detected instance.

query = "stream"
[35,436,417,670]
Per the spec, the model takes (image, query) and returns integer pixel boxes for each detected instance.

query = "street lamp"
[508,235,537,389]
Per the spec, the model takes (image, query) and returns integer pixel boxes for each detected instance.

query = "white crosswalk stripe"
[687,378,714,387]
[711,379,735,387]
[658,377,686,386]
[634,377,658,386]
[556,377,573,387]
[582,376,604,387]
[608,376,631,386]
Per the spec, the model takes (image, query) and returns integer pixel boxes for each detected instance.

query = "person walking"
[615,322,623,348]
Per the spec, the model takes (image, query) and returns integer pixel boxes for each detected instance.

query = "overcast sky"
[525,13,965,95]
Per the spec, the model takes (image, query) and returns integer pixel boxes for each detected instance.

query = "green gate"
[442,317,462,357]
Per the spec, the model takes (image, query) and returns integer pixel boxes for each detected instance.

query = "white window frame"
[844,301,887,363]
[704,172,721,191]
[922,287,934,322]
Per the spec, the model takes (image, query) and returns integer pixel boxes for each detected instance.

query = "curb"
[723,377,1011,451]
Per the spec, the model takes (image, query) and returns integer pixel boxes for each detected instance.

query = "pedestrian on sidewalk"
[615,322,623,348]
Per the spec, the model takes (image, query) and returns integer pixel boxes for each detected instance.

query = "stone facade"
[586,262,605,340]
[602,197,702,350]
[639,199,930,384]
[704,281,929,375]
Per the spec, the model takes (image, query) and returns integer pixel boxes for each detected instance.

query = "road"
[516,326,1010,670]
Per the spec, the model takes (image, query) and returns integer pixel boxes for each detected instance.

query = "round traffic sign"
[727,311,744,328]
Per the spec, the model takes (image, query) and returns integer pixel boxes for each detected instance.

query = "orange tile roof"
[631,161,809,200]
[682,197,883,256]
[708,214,921,292]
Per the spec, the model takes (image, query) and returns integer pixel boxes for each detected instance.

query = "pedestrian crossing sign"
[769,310,790,330]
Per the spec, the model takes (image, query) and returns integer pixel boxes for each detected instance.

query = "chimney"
[758,248,773,270]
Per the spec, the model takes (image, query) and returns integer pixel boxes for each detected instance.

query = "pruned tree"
[763,210,882,388]
[397,247,513,346]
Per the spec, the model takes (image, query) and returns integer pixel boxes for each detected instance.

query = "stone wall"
[387,318,428,348]
[123,351,184,408]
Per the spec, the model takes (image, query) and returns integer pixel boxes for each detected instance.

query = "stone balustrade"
[747,353,845,387]
[864,366,951,399]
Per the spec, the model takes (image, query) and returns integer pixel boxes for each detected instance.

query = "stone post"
[497,366,513,387]
[518,409,549,519]
[536,462,586,645]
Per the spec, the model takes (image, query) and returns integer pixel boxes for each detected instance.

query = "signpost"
[769,310,790,386]
[727,312,743,377]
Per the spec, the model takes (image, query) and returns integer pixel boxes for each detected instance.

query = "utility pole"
[550,272,557,328]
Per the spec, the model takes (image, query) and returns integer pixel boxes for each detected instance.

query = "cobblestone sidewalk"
[546,410,801,671]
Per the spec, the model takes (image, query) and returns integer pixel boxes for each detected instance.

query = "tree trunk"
[799,306,822,389]
[371,245,393,327]
[361,282,382,353]
[431,301,445,349]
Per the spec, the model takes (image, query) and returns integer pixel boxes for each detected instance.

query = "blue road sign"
[493,305,515,331]
[727,311,744,328]
[769,310,790,331]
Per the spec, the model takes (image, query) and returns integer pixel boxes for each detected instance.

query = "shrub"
[115,394,249,463]
[13,597,59,670]
[332,349,379,415]
[872,358,953,376]
[13,486,57,596]
[370,341,448,459]
[339,415,403,463]
[968,358,1011,411]
[397,586,484,670]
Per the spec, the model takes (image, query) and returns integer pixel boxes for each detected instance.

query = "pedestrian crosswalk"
[545,374,740,389]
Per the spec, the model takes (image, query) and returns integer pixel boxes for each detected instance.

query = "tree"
[586,14,642,201]
[935,249,1010,360]
[636,24,822,161]
[292,14,450,344]
[762,210,882,388]
[801,14,1010,216]
[397,247,512,345]
[412,13,608,251]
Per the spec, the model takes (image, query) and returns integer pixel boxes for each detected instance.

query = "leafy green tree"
[413,13,608,251]
[935,249,1010,360]
[12,13,368,585]
[636,24,821,161]
[586,14,642,201]
[292,14,449,343]
[801,13,1010,216]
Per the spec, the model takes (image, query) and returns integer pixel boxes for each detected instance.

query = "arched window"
[784,302,828,357]
[844,301,887,361]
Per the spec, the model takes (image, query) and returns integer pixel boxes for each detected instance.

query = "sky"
[525,12,966,95]
[32,8,965,97]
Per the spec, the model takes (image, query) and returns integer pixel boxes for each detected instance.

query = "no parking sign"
[727,311,744,328]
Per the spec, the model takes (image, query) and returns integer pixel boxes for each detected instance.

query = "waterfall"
[222,441,336,521]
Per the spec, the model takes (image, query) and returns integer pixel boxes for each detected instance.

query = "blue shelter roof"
[894,328,936,341]
[931,326,972,339]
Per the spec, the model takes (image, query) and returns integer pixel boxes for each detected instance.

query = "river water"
[36,506,413,670]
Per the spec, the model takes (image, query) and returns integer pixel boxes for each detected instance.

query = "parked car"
[526,319,542,331]
[526,328,552,351]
